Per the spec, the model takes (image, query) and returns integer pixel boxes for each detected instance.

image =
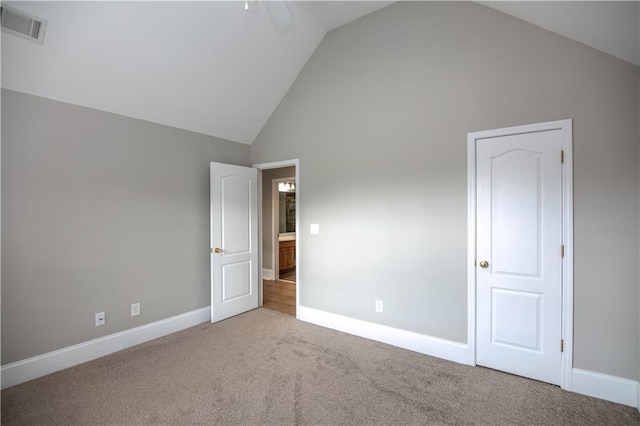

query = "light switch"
[310,224,320,235]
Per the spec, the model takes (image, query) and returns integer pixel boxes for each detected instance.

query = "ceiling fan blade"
[266,1,293,28]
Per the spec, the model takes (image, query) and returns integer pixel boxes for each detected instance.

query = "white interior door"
[210,162,258,323]
[476,129,563,385]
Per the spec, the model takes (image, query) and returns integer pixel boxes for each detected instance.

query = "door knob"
[213,247,222,254]
[479,260,489,268]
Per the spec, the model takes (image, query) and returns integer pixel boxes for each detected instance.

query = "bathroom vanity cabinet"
[279,240,295,272]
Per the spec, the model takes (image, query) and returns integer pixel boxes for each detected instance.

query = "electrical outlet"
[375,300,383,313]
[131,302,141,317]
[95,312,105,327]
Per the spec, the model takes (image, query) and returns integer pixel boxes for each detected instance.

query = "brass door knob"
[213,248,222,254]
[479,260,489,268]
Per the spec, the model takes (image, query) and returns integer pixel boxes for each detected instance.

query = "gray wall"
[251,2,640,380]
[261,167,295,271]
[2,89,250,364]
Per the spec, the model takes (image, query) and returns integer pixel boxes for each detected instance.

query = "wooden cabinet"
[279,240,296,272]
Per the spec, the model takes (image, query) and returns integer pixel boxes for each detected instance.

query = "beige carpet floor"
[2,308,639,425]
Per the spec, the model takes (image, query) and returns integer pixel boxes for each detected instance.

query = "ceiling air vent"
[1,4,47,44]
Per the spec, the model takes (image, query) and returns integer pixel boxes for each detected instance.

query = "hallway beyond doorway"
[263,280,296,316]
[279,267,296,283]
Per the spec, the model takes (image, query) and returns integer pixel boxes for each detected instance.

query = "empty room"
[2,1,640,424]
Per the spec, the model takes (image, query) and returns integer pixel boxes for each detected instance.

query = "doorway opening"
[273,177,296,283]
[255,160,299,317]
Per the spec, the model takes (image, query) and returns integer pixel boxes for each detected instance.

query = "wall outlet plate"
[95,312,105,327]
[375,300,383,313]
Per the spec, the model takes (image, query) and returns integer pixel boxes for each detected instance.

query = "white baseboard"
[4,304,638,410]
[262,268,274,281]
[1,306,211,389]
[297,307,640,408]
[571,368,638,407]
[297,306,468,365]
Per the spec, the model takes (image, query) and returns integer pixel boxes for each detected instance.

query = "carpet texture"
[2,308,639,425]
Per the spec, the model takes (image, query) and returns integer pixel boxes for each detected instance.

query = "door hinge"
[561,245,565,258]
[561,150,564,164]
[560,339,564,352]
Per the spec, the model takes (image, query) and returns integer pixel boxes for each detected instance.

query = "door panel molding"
[211,162,259,322]
[467,119,573,390]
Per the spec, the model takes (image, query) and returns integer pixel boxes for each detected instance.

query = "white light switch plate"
[131,302,141,317]
[310,224,320,235]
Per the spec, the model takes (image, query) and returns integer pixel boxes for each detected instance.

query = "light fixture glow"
[278,181,296,192]
[244,0,249,11]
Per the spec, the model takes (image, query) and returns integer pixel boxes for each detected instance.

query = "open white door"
[210,162,258,323]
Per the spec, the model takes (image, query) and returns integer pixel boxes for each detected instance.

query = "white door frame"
[467,119,573,390]
[272,176,296,281]
[253,159,300,316]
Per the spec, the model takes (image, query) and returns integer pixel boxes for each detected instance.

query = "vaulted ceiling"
[2,1,638,145]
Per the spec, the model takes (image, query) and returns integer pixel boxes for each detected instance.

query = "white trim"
[467,119,574,388]
[571,368,638,407]
[262,268,274,281]
[253,159,300,316]
[466,132,477,366]
[297,306,468,365]
[253,160,298,171]
[559,120,574,390]
[300,306,640,408]
[1,307,210,389]
[257,170,264,306]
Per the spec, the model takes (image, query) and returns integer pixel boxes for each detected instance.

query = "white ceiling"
[480,1,639,66]
[2,1,638,145]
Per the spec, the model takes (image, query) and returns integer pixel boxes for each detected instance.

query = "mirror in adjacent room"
[278,182,296,233]
[276,180,296,283]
